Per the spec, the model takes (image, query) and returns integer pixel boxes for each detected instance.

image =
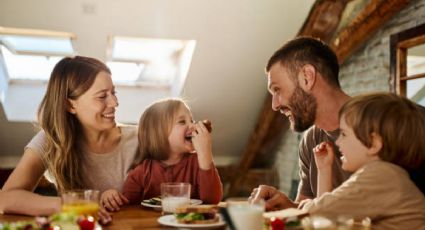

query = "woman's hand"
[191,121,213,170]
[313,141,334,171]
[100,189,129,212]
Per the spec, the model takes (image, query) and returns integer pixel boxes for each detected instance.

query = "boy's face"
[335,115,373,172]
[167,104,195,156]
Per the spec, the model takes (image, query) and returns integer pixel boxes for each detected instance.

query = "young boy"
[303,92,425,230]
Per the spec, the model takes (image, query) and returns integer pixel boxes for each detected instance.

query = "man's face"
[267,63,317,132]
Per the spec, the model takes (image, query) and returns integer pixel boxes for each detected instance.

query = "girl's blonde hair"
[38,56,111,192]
[340,92,425,170]
[137,98,190,163]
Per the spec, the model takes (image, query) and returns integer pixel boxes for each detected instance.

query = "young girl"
[303,92,425,229]
[100,98,222,211]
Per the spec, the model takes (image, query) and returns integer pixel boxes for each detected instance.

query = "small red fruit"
[78,216,95,230]
[270,217,285,230]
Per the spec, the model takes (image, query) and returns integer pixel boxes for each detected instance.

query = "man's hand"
[248,185,296,211]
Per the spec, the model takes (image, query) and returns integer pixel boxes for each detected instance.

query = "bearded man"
[250,37,352,210]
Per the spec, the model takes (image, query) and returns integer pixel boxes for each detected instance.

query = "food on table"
[142,197,162,206]
[202,120,212,133]
[0,212,97,230]
[263,208,307,230]
[174,205,219,224]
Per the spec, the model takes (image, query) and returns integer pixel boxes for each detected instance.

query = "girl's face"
[167,104,195,156]
[335,115,378,172]
[68,71,118,132]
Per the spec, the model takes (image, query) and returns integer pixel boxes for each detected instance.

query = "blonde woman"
[0,56,138,223]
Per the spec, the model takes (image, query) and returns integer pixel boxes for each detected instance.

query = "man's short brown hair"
[266,36,340,88]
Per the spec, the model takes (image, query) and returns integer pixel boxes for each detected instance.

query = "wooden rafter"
[299,0,353,43]
[332,0,410,64]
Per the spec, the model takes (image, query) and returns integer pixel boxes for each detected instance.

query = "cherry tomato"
[78,217,95,230]
[270,217,285,230]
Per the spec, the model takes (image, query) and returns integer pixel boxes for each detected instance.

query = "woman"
[0,56,138,222]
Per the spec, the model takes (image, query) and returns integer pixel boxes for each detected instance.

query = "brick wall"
[274,0,425,195]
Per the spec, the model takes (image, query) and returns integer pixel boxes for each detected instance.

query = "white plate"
[158,214,226,228]
[141,199,203,209]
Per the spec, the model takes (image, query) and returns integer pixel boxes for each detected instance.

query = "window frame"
[390,23,425,96]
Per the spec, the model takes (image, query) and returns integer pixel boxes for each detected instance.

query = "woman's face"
[68,71,118,132]
[167,104,195,156]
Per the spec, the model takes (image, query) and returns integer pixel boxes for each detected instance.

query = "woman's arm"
[0,149,61,216]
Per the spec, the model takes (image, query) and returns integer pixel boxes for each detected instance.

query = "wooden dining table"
[0,205,228,229]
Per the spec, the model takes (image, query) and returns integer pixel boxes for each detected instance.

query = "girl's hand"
[100,189,129,212]
[98,205,112,225]
[191,121,213,170]
[313,141,334,171]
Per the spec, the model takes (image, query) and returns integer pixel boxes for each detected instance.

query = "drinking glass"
[61,189,100,221]
[160,182,191,214]
[227,197,265,230]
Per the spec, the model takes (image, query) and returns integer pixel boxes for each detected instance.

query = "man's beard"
[288,85,317,132]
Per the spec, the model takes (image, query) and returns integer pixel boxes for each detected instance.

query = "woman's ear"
[299,64,316,91]
[67,99,77,114]
[368,132,383,156]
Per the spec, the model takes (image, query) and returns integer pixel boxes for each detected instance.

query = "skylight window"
[1,46,62,81]
[107,36,196,86]
[0,26,76,82]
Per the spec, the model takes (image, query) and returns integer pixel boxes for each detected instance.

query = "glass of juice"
[61,190,100,221]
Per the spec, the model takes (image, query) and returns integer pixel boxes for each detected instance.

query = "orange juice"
[62,202,99,221]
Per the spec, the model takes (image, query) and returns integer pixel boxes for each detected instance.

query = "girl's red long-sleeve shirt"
[122,153,223,204]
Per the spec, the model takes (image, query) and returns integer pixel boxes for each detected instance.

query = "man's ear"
[298,64,316,91]
[67,99,77,114]
[368,132,383,156]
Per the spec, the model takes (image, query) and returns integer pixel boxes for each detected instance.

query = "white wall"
[0,0,315,165]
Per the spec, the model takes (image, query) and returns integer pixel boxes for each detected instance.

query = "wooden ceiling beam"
[299,0,353,43]
[332,0,410,64]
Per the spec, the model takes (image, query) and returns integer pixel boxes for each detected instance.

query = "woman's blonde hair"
[340,92,425,170]
[38,56,111,192]
[137,98,190,163]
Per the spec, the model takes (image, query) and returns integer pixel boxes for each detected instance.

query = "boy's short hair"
[340,92,425,169]
[266,36,340,88]
[138,98,190,161]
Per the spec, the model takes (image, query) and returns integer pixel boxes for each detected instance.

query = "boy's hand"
[313,141,334,171]
[100,189,129,212]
